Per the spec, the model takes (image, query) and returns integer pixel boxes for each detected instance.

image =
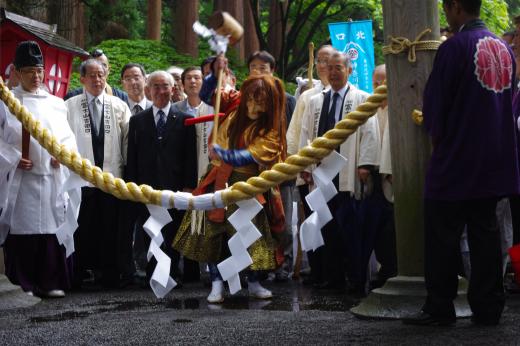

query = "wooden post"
[383,0,437,277]
[147,0,162,41]
[351,0,471,319]
[172,0,199,57]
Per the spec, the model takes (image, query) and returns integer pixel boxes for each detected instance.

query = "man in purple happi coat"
[404,0,520,326]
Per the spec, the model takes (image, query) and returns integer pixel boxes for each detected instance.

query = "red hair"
[227,75,287,159]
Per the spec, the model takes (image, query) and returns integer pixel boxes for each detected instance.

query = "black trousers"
[75,188,120,284]
[423,198,504,322]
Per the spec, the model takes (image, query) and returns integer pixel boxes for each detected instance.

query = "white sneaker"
[248,281,272,299]
[46,289,65,298]
[207,280,224,303]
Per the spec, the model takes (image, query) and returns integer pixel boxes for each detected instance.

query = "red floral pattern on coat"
[474,36,513,93]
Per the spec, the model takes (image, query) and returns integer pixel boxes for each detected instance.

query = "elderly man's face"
[149,74,173,109]
[80,64,107,96]
[327,55,351,91]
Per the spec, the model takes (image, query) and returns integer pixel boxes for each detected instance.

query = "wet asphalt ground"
[1,279,520,345]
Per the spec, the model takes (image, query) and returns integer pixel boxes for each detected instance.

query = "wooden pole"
[147,0,162,41]
[382,0,437,277]
[211,67,225,144]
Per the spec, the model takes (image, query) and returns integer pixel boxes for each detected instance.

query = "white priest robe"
[377,106,393,202]
[299,83,380,197]
[286,81,327,157]
[0,87,78,240]
[65,92,130,179]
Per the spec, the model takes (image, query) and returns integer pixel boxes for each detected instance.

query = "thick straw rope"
[382,29,441,63]
[0,78,387,208]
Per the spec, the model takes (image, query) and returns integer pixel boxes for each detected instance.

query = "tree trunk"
[213,0,244,61]
[382,0,438,276]
[147,0,162,41]
[171,0,198,57]
[243,0,259,59]
[267,0,283,61]
[48,0,84,47]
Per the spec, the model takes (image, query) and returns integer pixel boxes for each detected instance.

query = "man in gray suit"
[121,63,152,115]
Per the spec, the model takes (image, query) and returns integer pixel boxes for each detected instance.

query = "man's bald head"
[373,64,386,89]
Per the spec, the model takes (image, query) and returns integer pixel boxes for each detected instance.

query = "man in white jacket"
[65,58,130,288]
[0,41,79,298]
[286,45,334,284]
[299,51,380,293]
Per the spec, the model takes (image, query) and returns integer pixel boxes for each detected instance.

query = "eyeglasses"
[123,76,143,82]
[315,59,329,66]
[90,49,104,58]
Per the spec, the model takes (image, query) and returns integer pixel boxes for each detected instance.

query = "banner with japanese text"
[328,20,375,93]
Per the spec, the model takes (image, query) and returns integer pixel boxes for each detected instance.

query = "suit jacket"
[125,106,198,193]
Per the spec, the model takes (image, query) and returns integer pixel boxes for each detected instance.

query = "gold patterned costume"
[173,101,285,271]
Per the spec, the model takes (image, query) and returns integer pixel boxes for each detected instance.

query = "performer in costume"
[0,41,79,298]
[174,70,287,303]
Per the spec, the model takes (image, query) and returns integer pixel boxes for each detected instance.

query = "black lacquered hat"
[13,41,44,69]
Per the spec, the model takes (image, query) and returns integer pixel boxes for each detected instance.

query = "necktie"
[91,97,102,134]
[133,104,142,115]
[157,110,167,139]
[327,92,340,131]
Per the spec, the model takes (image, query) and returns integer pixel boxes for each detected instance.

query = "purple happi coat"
[423,19,520,200]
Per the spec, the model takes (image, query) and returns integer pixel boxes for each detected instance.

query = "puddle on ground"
[28,287,359,323]
[29,295,355,323]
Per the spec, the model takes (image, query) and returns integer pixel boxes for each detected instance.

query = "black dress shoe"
[402,311,456,326]
[471,315,499,326]
[314,281,345,291]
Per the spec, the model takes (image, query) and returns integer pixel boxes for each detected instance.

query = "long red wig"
[227,74,287,160]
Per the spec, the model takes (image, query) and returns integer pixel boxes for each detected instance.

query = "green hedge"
[68,38,296,95]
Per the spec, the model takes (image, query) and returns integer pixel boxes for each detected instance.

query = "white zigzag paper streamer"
[300,151,347,251]
[144,204,176,298]
[217,198,263,294]
[55,172,86,257]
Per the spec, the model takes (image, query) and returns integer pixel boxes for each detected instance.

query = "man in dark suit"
[125,70,198,287]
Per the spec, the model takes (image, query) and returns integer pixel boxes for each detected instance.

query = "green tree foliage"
[69,39,195,90]
[506,0,520,18]
[83,0,145,46]
[438,0,510,34]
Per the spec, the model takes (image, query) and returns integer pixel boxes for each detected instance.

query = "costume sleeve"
[248,130,282,168]
[199,73,240,115]
[422,40,458,145]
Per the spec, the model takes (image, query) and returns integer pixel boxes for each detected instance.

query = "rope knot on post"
[382,28,441,63]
